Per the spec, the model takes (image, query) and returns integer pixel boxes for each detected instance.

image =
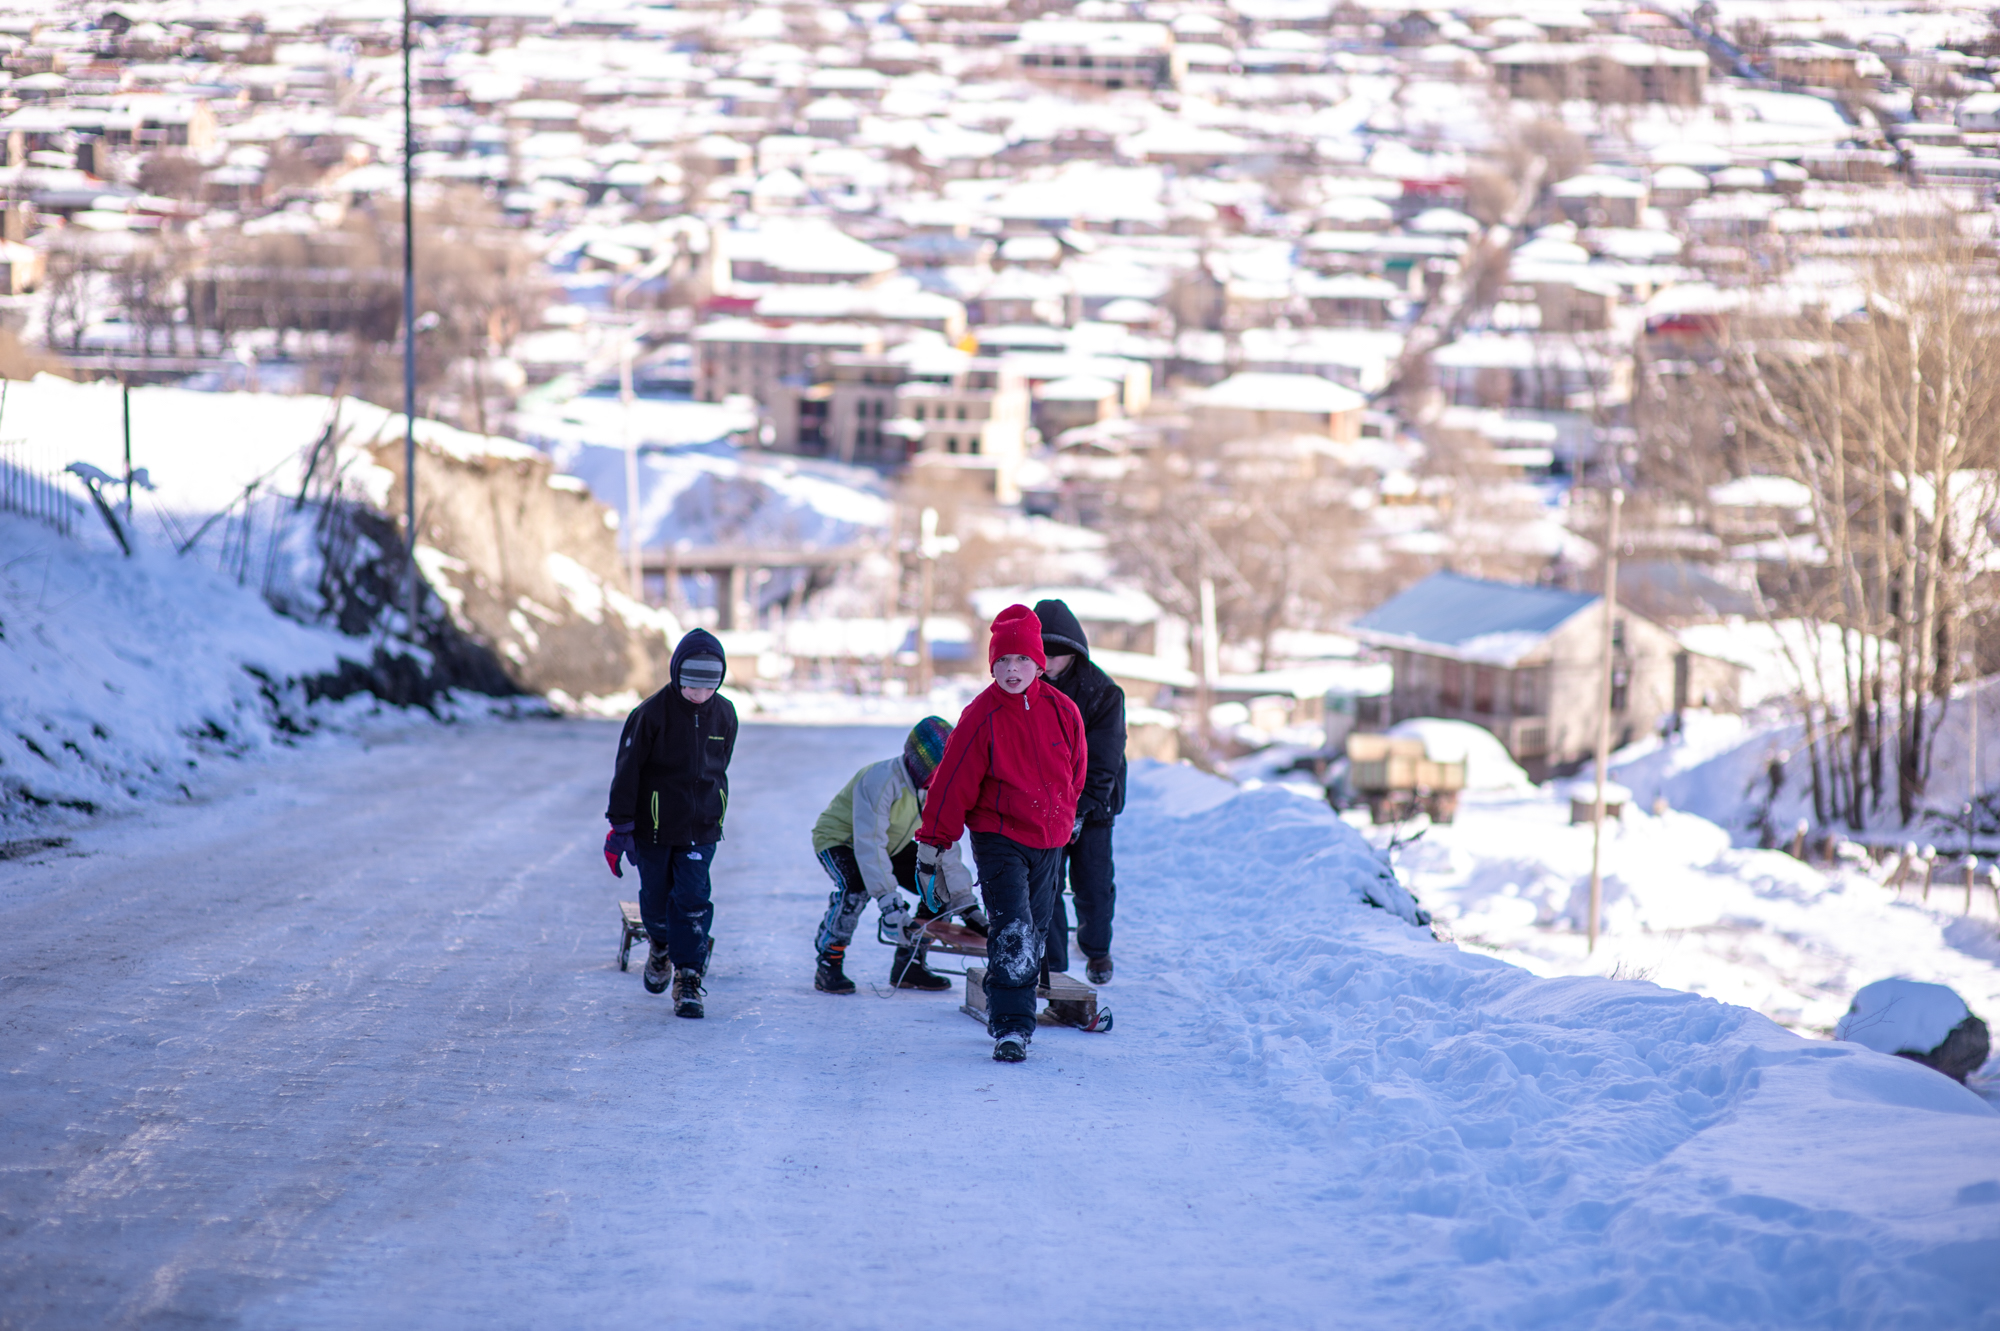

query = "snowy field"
[4,720,1999,1328]
[1389,786,2000,1065]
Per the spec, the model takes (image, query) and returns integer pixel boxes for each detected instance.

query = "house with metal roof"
[1351,571,1741,777]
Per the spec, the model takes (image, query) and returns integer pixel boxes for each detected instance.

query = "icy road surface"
[1,721,1359,1328]
[4,720,1999,1329]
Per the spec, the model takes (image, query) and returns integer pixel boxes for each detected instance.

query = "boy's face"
[1044,652,1075,678]
[993,653,1038,694]
[680,685,717,704]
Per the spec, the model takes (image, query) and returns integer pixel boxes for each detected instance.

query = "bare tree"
[40,245,100,353]
[1110,429,1370,669]
[1679,218,2000,826]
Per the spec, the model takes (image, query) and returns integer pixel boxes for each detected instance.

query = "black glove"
[1069,815,1084,845]
[604,823,635,877]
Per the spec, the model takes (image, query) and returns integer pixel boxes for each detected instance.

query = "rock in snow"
[1837,978,1992,1083]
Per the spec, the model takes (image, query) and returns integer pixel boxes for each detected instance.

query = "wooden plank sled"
[617,900,645,971]
[914,919,989,957]
[960,965,1112,1032]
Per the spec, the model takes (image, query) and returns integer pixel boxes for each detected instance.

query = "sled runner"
[960,964,1112,1032]
[617,900,645,971]
[869,914,1111,1031]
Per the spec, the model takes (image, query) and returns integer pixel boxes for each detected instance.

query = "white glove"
[914,842,948,913]
[879,893,916,941]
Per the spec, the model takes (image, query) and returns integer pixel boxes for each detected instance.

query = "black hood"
[1033,599,1089,660]
[670,627,728,691]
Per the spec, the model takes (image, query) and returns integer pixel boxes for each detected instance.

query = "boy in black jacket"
[1033,598,1126,986]
[603,628,738,1018]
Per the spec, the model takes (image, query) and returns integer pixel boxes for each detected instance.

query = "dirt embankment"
[370,437,676,703]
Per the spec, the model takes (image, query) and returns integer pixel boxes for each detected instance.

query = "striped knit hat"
[903,716,952,786]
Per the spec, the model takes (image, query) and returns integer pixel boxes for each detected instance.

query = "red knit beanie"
[987,604,1047,670]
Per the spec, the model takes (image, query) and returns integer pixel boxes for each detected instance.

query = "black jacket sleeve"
[1077,667,1126,822]
[606,704,649,826]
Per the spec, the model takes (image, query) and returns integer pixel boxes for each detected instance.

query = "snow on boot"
[1086,955,1113,986]
[643,943,672,995]
[673,967,705,1019]
[815,947,856,994]
[993,1031,1029,1063]
[890,947,952,991]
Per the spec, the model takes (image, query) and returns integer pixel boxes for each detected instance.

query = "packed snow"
[3,723,1996,1327]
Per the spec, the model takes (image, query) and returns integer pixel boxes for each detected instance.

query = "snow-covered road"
[0,721,1363,1329]
[5,720,1999,1329]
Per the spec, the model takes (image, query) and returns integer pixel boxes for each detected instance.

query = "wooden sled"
[617,900,645,971]
[960,964,1112,1033]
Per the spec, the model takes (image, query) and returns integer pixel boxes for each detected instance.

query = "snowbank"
[1120,763,2000,1321]
[1389,716,1534,791]
[1368,770,2000,1103]
[0,515,518,829]
[1612,683,2000,850]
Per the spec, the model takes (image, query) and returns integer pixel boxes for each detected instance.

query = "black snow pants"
[970,830,1063,1039]
[632,840,716,971]
[1045,820,1115,973]
[813,841,919,955]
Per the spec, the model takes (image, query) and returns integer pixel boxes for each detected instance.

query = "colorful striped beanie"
[903,715,952,785]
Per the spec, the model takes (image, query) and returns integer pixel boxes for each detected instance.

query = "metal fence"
[0,435,84,538]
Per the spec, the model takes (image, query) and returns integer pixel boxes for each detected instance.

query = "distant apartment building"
[1009,20,1183,92]
[776,345,1031,493]
[692,319,883,405]
[1490,42,1707,105]
[1768,43,1867,87]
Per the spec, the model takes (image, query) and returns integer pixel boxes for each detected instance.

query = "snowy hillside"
[0,514,520,829]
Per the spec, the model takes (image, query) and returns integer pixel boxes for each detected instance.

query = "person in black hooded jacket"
[1033,598,1125,986]
[603,628,738,1017]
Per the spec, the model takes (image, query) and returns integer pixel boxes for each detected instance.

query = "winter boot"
[993,1031,1030,1063]
[890,946,952,991]
[643,943,672,995]
[958,904,990,937]
[815,946,856,995]
[1086,955,1114,986]
[673,967,705,1019]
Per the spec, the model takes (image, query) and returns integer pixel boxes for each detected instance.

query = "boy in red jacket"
[915,604,1086,1063]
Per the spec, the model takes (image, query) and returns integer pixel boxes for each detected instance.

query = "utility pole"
[620,335,642,598]
[611,258,674,601]
[1968,639,1981,859]
[401,0,419,632]
[915,506,957,698]
[1587,485,1624,954]
[120,379,132,522]
[1198,576,1219,758]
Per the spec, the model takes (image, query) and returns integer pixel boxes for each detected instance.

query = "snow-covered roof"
[972,585,1162,628]
[1197,372,1366,415]
[1351,571,1598,664]
[1709,475,1812,510]
[1013,19,1175,54]
[1553,173,1648,200]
